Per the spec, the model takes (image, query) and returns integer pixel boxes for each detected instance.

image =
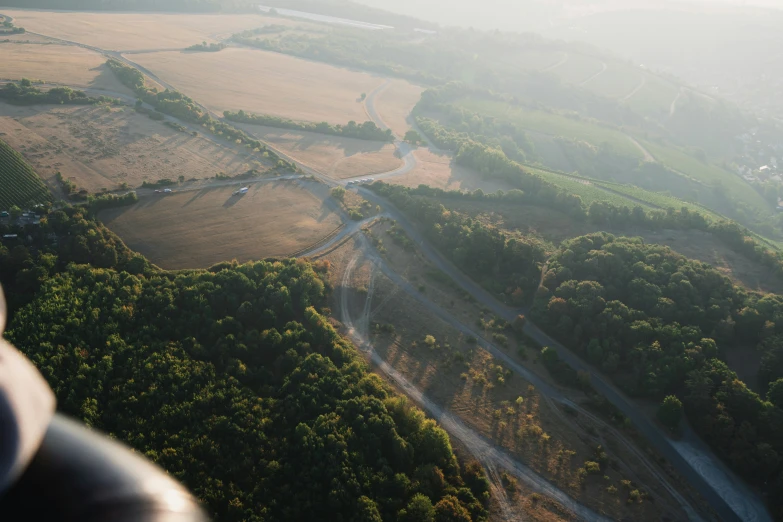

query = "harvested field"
[374,80,423,137]
[388,148,515,192]
[132,48,385,124]
[1,10,307,50]
[236,123,402,179]
[0,45,134,95]
[100,181,342,269]
[0,103,267,193]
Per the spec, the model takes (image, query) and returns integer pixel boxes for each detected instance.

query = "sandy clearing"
[0,44,134,95]
[236,123,402,179]
[388,148,516,192]
[373,79,423,136]
[0,10,310,51]
[132,48,385,124]
[99,181,342,269]
[0,103,268,192]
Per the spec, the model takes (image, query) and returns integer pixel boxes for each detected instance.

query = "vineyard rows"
[0,139,51,210]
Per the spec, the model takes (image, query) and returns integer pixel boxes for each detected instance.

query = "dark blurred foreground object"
[2,414,209,521]
[0,286,208,521]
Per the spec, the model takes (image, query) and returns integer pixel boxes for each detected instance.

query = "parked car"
[0,211,8,218]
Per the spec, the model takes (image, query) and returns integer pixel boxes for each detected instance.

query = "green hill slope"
[0,138,51,210]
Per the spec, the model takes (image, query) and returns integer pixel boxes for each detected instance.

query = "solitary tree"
[9,205,22,220]
[657,395,683,430]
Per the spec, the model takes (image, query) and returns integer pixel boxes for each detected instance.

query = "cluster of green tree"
[414,116,783,277]
[106,60,297,171]
[1,19,25,34]
[0,206,150,314]
[530,232,783,517]
[224,110,394,142]
[85,191,139,211]
[1,208,490,522]
[233,25,288,37]
[185,41,227,52]
[371,183,548,303]
[0,80,118,106]
[415,84,780,237]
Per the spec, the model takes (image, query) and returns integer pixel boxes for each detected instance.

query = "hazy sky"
[355,0,781,32]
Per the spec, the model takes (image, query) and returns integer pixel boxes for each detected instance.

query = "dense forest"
[371,183,548,302]
[225,110,394,142]
[531,233,783,518]
[0,208,489,522]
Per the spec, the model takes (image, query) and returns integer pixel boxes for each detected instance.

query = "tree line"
[413,114,783,286]
[530,232,783,519]
[0,80,120,106]
[105,60,297,171]
[371,183,548,304]
[415,83,779,239]
[185,41,226,52]
[0,207,490,522]
[225,110,394,142]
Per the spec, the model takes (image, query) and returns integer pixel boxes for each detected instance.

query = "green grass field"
[640,139,771,212]
[624,74,680,118]
[526,166,655,208]
[0,139,51,210]
[582,63,644,100]
[548,53,605,85]
[458,98,644,159]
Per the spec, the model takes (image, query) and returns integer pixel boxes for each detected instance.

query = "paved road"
[580,61,608,86]
[621,74,647,102]
[542,52,569,72]
[353,187,771,522]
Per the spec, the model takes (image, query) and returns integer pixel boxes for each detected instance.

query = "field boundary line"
[288,223,345,257]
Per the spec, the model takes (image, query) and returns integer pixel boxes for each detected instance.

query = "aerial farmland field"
[235,123,402,179]
[132,48,385,124]
[0,103,267,193]
[99,181,342,269]
[373,79,423,137]
[0,44,134,95]
[0,10,304,50]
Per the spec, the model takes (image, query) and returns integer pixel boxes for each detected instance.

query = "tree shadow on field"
[183,187,218,207]
[88,64,133,97]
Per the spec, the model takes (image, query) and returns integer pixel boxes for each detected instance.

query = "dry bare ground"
[0,10,305,50]
[0,103,268,193]
[373,79,423,136]
[389,148,516,192]
[100,181,342,269]
[319,235,682,522]
[132,48,385,124]
[236,123,402,179]
[0,44,134,94]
